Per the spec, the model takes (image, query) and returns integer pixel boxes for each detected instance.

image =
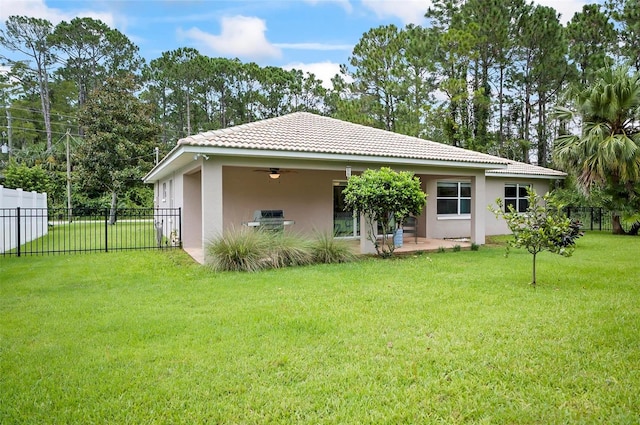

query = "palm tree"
[553,65,640,234]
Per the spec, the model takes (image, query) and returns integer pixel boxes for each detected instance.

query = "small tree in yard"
[490,188,583,286]
[343,167,426,257]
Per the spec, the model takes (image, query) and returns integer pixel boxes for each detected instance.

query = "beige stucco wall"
[484,178,553,236]
[222,166,343,235]
[422,175,554,239]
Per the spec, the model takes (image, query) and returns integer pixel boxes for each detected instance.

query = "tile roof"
[177,112,507,166]
[487,160,567,178]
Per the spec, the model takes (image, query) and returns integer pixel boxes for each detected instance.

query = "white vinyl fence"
[0,185,48,254]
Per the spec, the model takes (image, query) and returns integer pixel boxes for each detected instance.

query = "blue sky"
[2,0,592,87]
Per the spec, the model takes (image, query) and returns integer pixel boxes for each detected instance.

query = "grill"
[245,210,294,231]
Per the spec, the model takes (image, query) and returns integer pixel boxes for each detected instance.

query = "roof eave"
[486,171,566,179]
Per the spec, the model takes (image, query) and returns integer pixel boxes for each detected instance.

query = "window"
[162,182,167,203]
[437,181,471,215]
[504,184,530,212]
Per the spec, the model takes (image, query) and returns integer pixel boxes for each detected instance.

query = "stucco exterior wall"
[422,175,554,239]
[222,166,343,235]
[484,177,553,236]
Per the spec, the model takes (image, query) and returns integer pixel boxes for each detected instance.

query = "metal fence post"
[178,207,182,248]
[104,208,108,253]
[599,208,602,231]
[16,207,21,257]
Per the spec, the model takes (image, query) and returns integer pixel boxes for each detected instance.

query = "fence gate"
[0,207,181,257]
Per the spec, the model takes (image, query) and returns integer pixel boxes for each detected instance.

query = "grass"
[4,220,173,256]
[1,232,639,423]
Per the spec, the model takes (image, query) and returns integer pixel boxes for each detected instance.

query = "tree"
[0,16,55,150]
[566,4,617,85]
[553,65,640,234]
[50,17,142,112]
[344,25,404,132]
[342,167,426,257]
[511,4,569,166]
[76,74,160,224]
[607,0,640,72]
[490,188,583,286]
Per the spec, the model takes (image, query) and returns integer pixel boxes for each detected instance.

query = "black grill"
[248,209,294,231]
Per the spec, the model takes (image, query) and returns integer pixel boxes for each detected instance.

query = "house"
[143,112,566,262]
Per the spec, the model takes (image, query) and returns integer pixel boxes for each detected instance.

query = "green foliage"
[268,232,314,269]
[207,227,271,272]
[309,232,357,264]
[343,167,426,258]
[452,244,461,252]
[470,242,480,251]
[553,65,640,234]
[207,229,356,272]
[490,188,584,285]
[76,74,160,217]
[3,161,54,194]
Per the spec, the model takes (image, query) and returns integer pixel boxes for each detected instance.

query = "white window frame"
[436,181,471,218]
[504,183,531,213]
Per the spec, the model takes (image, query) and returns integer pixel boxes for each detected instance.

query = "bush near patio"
[343,167,426,258]
[206,227,356,271]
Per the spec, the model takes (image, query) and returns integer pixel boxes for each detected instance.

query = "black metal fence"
[1,207,181,257]
[565,206,630,233]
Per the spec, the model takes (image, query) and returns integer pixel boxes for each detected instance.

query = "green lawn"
[1,233,639,424]
[7,220,173,255]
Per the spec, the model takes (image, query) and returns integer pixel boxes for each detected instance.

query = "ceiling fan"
[253,167,296,179]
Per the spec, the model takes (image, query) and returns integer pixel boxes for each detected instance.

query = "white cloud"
[178,15,281,61]
[304,0,353,13]
[0,0,116,27]
[532,0,589,24]
[283,61,352,89]
[361,0,430,25]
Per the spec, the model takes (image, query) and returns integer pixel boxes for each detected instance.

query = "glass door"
[333,182,359,237]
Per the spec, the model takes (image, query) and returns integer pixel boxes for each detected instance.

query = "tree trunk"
[108,191,117,225]
[612,213,627,235]
[532,252,537,287]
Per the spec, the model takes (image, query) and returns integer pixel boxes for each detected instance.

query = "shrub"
[206,227,270,272]
[452,244,461,252]
[310,232,357,264]
[437,246,446,253]
[207,229,357,272]
[268,232,314,268]
[343,167,426,258]
[471,243,480,251]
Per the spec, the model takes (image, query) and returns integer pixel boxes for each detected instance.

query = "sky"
[2,0,594,88]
